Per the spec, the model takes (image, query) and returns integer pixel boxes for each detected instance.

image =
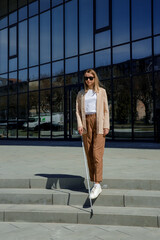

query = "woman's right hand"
[78,127,83,136]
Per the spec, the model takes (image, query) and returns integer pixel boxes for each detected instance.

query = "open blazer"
[76,87,110,135]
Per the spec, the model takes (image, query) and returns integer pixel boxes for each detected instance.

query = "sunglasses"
[84,76,94,81]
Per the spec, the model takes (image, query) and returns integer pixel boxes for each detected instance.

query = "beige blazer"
[76,87,110,135]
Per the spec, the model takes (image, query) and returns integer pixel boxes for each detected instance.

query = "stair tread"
[0,188,160,197]
[0,204,160,216]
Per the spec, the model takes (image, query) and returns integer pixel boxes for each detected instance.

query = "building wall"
[0,0,160,141]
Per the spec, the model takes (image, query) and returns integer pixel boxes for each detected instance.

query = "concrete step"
[0,178,160,190]
[0,188,160,208]
[0,204,160,227]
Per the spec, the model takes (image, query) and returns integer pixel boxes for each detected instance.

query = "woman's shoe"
[90,184,102,199]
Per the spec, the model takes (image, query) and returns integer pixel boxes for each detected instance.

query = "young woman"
[76,69,110,199]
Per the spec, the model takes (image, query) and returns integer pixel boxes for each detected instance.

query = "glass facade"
[0,0,159,141]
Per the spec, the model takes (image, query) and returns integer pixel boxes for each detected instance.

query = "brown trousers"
[83,114,105,183]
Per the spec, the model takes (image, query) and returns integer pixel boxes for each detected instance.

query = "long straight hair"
[83,69,100,93]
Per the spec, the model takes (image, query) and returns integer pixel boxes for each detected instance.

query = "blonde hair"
[83,69,100,93]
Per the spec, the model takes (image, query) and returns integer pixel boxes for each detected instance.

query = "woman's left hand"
[103,128,109,136]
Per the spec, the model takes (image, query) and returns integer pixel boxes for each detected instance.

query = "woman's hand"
[78,127,83,136]
[103,128,109,136]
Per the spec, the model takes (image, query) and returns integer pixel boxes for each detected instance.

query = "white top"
[85,89,97,115]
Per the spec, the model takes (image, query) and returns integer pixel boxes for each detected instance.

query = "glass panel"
[113,44,130,77]
[95,49,111,68]
[132,0,151,40]
[0,29,8,74]
[9,26,17,57]
[19,20,27,69]
[9,58,17,72]
[18,93,27,138]
[52,88,64,138]
[96,66,111,80]
[18,6,27,21]
[114,77,132,139]
[0,95,7,138]
[132,39,152,74]
[18,69,28,93]
[80,53,93,71]
[65,0,78,57]
[29,91,39,138]
[52,0,63,7]
[154,56,160,71]
[40,11,50,64]
[153,0,160,35]
[29,66,39,81]
[52,61,64,76]
[112,0,129,45]
[79,0,93,54]
[29,1,38,17]
[40,0,50,12]
[9,94,17,120]
[9,0,17,13]
[18,0,27,8]
[9,71,17,95]
[52,76,64,87]
[29,16,38,66]
[52,6,63,61]
[133,74,154,139]
[65,73,78,85]
[9,11,17,25]
[0,16,7,29]
[95,31,110,50]
[0,0,8,18]
[65,57,78,74]
[154,36,160,56]
[29,80,39,91]
[40,89,51,138]
[96,0,109,29]
[0,74,8,96]
[155,72,160,141]
[40,63,51,79]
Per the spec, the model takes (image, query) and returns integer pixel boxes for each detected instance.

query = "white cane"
[81,136,93,217]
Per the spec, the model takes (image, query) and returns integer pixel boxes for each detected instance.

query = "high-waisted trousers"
[83,113,105,183]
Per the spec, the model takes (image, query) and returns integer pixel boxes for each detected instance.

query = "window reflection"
[114,77,131,138]
[9,94,17,120]
[52,6,63,61]
[112,0,129,45]
[96,0,109,30]
[29,66,39,81]
[9,72,17,95]
[0,74,8,96]
[79,0,93,54]
[9,58,17,72]
[19,69,28,93]
[132,39,152,74]
[154,36,160,56]
[80,53,93,71]
[113,44,130,77]
[0,16,7,29]
[0,95,7,137]
[153,0,160,35]
[19,20,27,69]
[155,72,160,141]
[95,31,110,50]
[0,0,8,18]
[40,89,51,138]
[18,93,28,138]
[18,0,27,8]
[52,88,64,138]
[40,11,50,64]
[65,73,78,85]
[52,61,64,76]
[52,76,64,87]
[133,74,154,139]
[9,0,17,13]
[132,0,151,40]
[40,64,51,79]
[9,11,17,25]
[65,57,78,74]
[52,0,63,7]
[29,80,39,91]
[40,0,50,12]
[29,91,39,138]
[29,1,38,17]
[9,26,17,57]
[0,29,8,74]
[29,16,38,66]
[95,49,111,68]
[19,6,27,21]
[96,66,111,80]
[65,0,78,57]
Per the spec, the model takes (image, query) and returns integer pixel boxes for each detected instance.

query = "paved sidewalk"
[0,140,160,240]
